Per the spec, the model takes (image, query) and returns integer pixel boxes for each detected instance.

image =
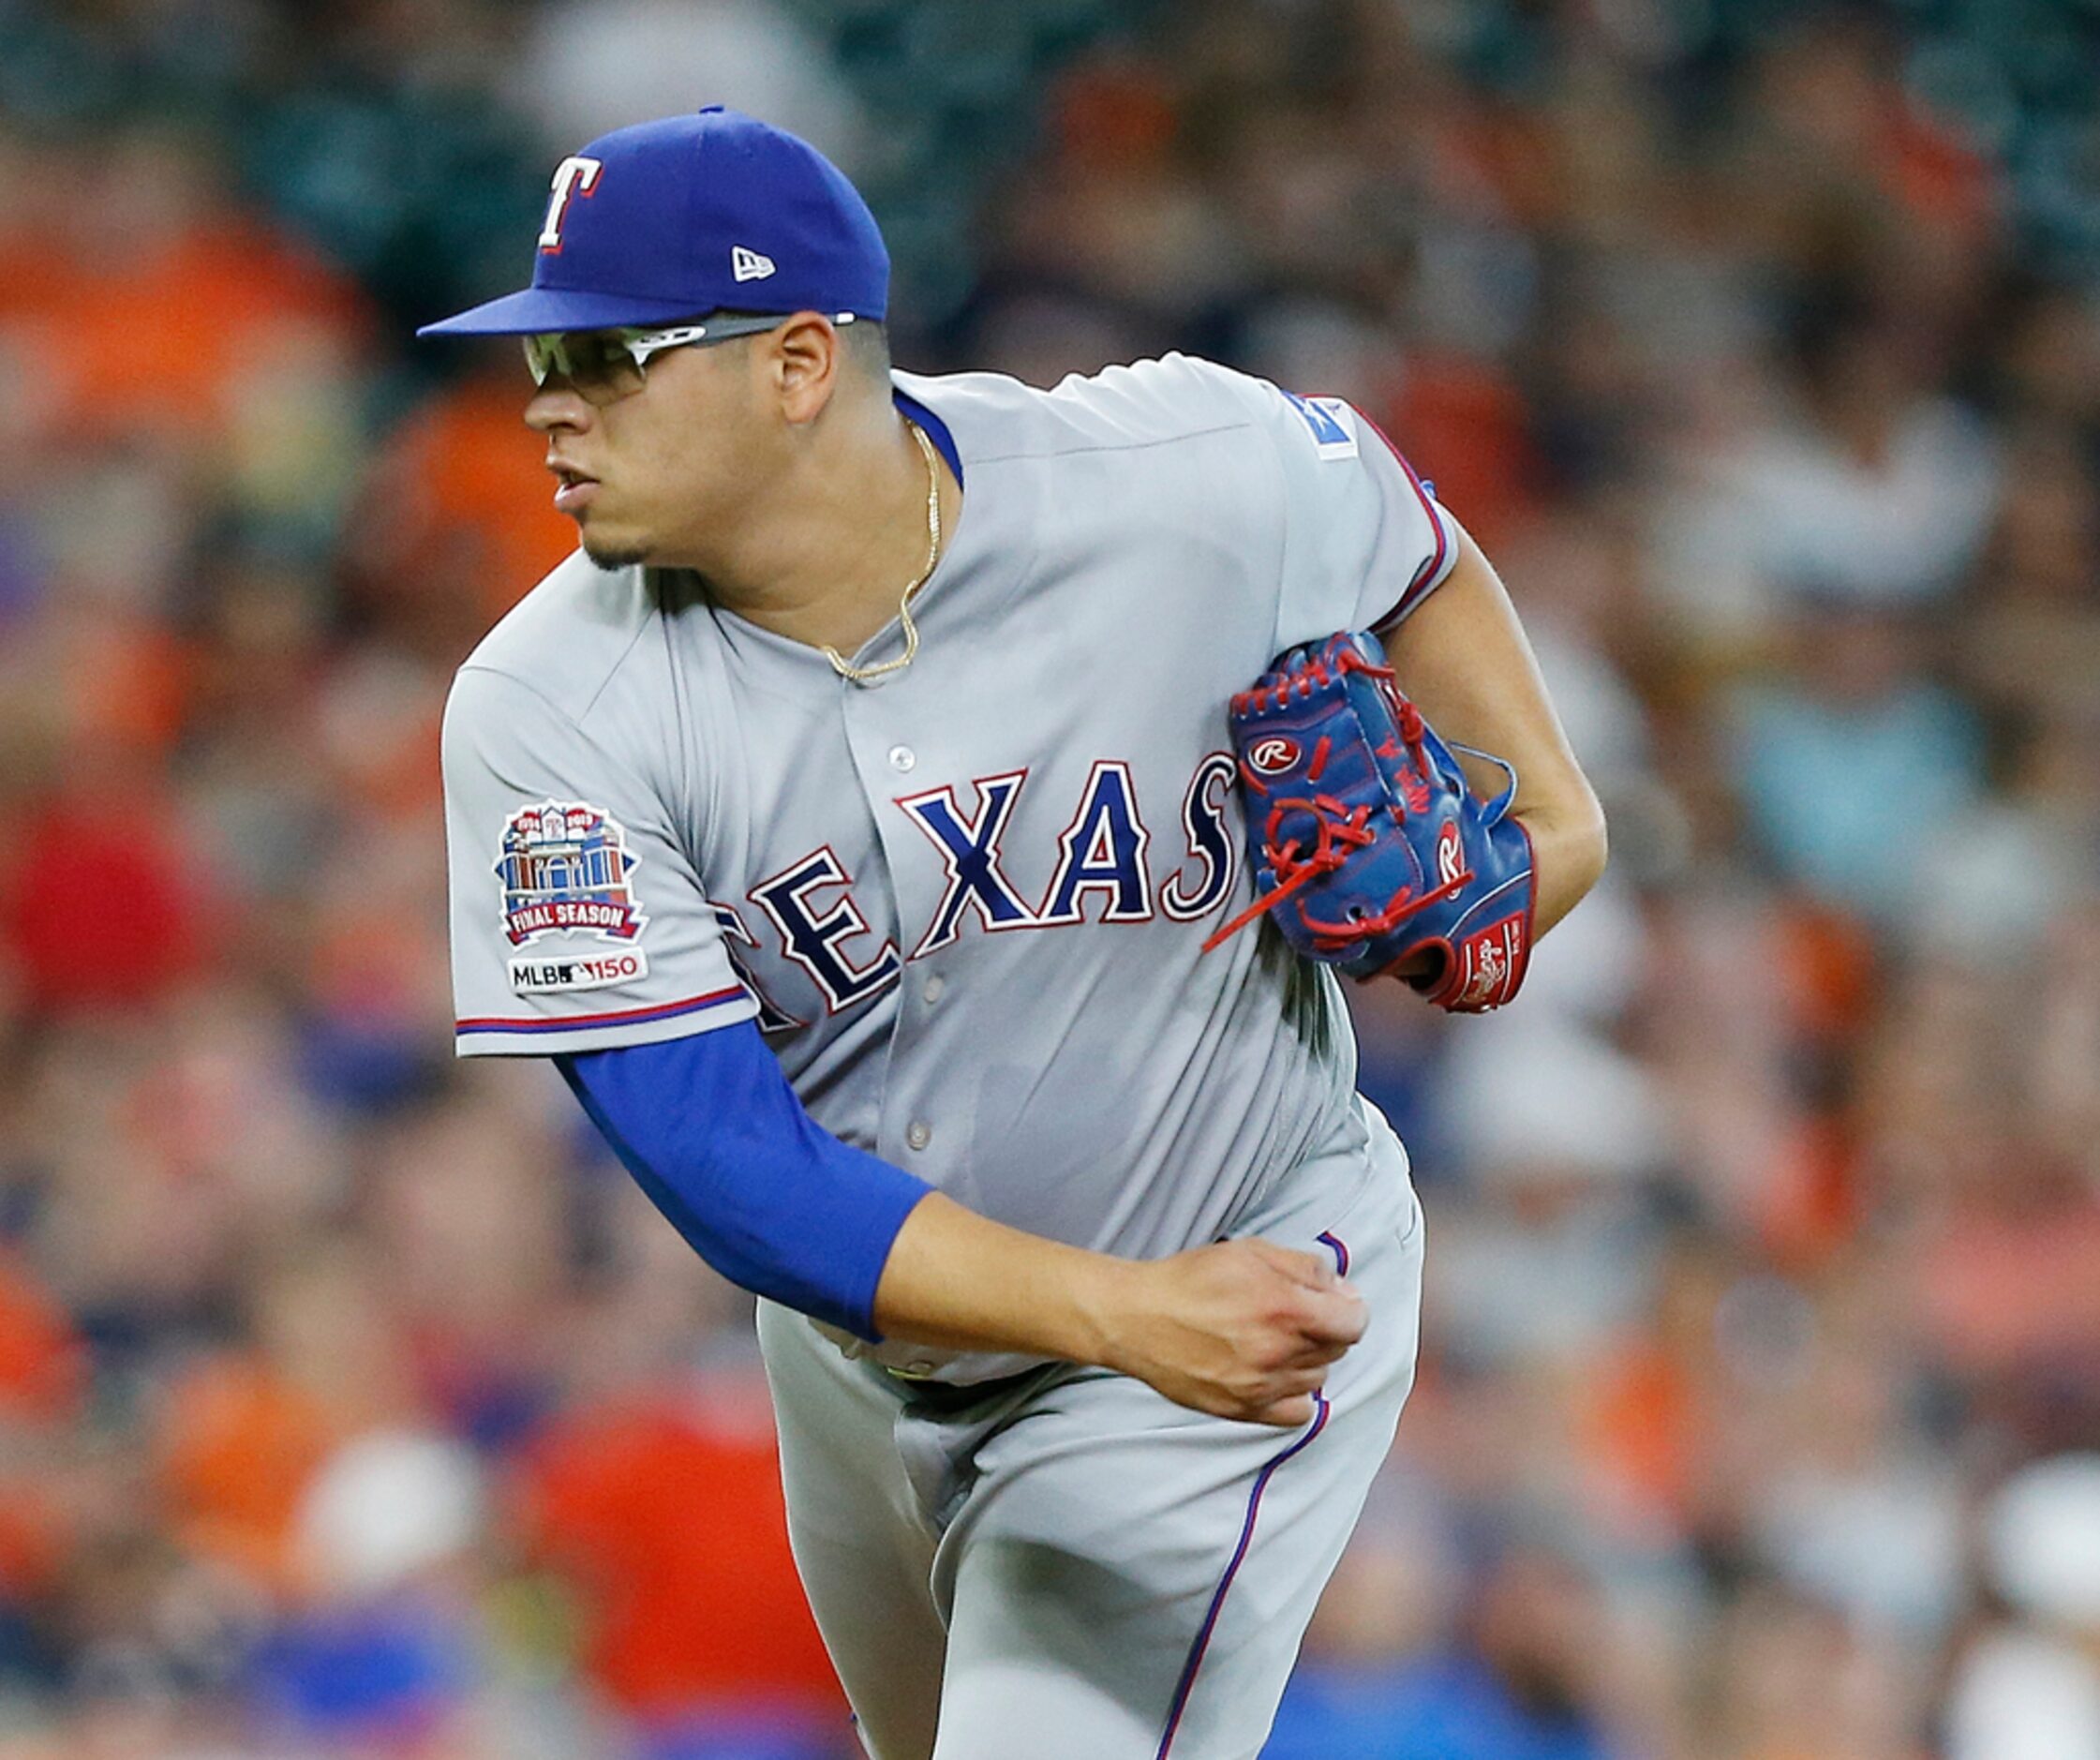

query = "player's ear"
[767,312,843,426]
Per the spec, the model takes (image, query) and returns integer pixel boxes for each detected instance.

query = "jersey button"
[888,745,916,773]
[922,975,945,1004]
[905,1120,932,1151]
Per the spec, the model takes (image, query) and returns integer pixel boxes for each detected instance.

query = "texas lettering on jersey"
[727,751,1238,1019]
[448,354,1460,1073]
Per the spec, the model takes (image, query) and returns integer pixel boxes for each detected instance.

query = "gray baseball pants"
[755,1111,1424,1760]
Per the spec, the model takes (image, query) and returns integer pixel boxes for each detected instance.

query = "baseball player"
[424,109,1604,1759]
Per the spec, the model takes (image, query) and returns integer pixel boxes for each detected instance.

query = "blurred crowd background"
[1,0,2097,1755]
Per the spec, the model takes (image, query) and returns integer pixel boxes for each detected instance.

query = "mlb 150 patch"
[495,800,647,947]
[508,950,650,994]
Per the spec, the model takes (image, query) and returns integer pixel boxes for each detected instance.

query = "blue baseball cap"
[417,107,888,337]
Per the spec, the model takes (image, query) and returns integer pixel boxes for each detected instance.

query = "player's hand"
[1103,1238,1366,1427]
[869,1194,1362,1424]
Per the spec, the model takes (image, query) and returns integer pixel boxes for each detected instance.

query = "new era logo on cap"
[731,246,776,282]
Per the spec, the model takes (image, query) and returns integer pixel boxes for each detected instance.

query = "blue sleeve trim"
[559,1025,933,1341]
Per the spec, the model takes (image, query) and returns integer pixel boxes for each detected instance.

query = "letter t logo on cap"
[539,156,603,254]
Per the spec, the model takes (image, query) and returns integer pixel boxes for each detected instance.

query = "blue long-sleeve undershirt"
[557,1024,933,1340]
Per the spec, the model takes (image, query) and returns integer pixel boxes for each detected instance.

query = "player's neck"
[690,407,958,655]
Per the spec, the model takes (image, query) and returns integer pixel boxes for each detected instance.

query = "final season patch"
[496,800,645,947]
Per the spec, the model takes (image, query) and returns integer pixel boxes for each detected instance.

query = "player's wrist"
[1060,1251,1140,1374]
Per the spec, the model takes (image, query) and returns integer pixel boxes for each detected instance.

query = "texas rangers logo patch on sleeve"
[495,800,646,946]
[1281,391,1359,460]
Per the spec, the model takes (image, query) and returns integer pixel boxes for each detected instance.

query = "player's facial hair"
[584,537,652,572]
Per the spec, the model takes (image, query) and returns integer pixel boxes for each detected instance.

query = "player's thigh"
[931,1189,1424,1760]
[756,1300,947,1760]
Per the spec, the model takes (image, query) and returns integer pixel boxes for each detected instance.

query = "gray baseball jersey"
[442,351,1459,1758]
[441,352,1456,1380]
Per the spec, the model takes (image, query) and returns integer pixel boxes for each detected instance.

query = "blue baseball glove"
[1202,631,1536,1012]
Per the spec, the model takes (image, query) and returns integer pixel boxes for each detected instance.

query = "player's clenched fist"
[1100,1238,1368,1427]
[869,1192,1365,1426]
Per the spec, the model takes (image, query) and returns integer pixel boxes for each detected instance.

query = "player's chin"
[579,527,654,573]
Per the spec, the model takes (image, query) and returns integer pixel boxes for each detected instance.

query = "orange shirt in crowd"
[0,216,368,443]
[368,370,582,624]
[156,1351,340,1595]
[513,1381,844,1719]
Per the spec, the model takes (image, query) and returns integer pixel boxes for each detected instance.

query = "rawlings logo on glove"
[1202,631,1536,1013]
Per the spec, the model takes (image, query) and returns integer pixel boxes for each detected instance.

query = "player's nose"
[525,384,594,434]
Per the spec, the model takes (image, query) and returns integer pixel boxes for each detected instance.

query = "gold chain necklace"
[823,420,941,682]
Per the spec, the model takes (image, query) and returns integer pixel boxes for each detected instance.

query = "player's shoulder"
[1035,351,1272,449]
[900,352,1318,465]
[449,548,661,729]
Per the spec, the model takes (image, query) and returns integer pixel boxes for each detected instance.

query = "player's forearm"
[1384,528,1607,936]
[564,1033,1139,1365]
[1514,798,1607,938]
[872,1191,1367,1427]
[559,1030,1348,1409]
[871,1191,1125,1365]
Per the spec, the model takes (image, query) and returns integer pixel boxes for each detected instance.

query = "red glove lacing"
[1203,649,1474,955]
